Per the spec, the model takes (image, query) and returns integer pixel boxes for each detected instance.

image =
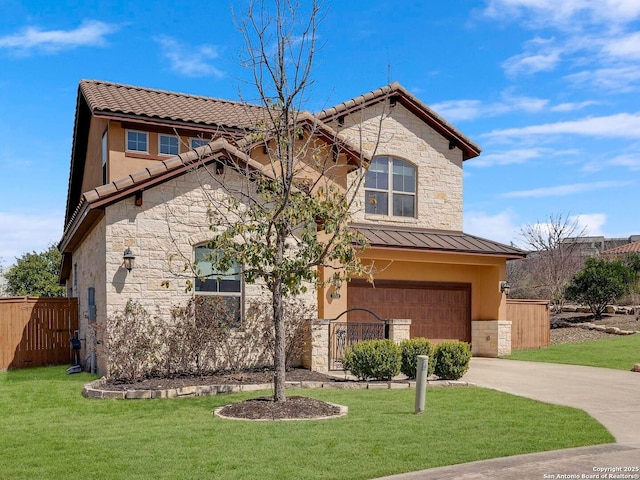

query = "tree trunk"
[272,235,287,402]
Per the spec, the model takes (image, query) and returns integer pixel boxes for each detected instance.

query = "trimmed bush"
[342,339,401,381]
[433,341,471,380]
[400,338,435,378]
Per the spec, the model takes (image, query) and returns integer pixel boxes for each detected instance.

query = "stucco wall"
[80,117,108,194]
[336,103,464,231]
[319,248,508,323]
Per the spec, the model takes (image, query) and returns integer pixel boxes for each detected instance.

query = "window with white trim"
[190,137,210,149]
[126,130,148,153]
[194,245,242,326]
[159,134,179,155]
[365,156,416,217]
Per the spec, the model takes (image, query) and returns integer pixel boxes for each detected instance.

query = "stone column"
[302,319,330,373]
[472,320,512,357]
[388,318,412,343]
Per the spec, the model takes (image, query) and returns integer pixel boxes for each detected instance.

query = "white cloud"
[550,100,599,112]
[430,93,548,122]
[501,180,632,198]
[0,212,63,266]
[483,112,640,140]
[429,100,482,122]
[463,210,520,245]
[565,66,640,92]
[584,154,640,172]
[502,48,561,76]
[470,146,579,169]
[155,36,224,78]
[570,213,607,236]
[602,32,640,60]
[471,148,544,167]
[0,20,118,54]
[484,0,640,29]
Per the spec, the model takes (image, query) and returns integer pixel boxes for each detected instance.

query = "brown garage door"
[347,279,471,342]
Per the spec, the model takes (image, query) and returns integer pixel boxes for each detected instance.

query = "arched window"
[365,157,416,217]
[194,245,242,326]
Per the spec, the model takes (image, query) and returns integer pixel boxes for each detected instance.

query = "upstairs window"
[126,130,148,153]
[190,137,210,149]
[194,245,242,326]
[365,156,416,217]
[159,134,179,155]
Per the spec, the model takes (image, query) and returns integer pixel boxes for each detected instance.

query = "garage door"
[347,279,471,342]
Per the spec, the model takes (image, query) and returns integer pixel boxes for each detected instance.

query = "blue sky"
[1,0,639,267]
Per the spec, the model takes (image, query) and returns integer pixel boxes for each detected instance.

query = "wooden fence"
[508,299,550,349]
[0,297,78,370]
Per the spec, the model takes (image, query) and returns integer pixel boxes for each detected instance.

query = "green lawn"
[506,333,640,370]
[0,366,613,480]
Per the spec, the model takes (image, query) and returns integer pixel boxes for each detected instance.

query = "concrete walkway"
[377,358,640,479]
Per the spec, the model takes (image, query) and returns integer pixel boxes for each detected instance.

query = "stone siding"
[337,103,463,231]
[471,320,512,357]
[70,217,107,374]
[103,167,316,325]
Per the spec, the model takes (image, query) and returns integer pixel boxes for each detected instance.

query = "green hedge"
[433,341,471,380]
[399,338,435,378]
[342,339,401,381]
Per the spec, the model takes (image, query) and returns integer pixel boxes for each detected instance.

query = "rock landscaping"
[550,307,639,345]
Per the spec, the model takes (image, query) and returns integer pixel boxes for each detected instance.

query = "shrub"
[565,258,631,319]
[399,338,435,378]
[96,300,161,383]
[342,339,401,381]
[433,341,471,380]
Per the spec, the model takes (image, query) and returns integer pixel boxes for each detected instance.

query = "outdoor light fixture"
[500,281,511,296]
[123,247,135,272]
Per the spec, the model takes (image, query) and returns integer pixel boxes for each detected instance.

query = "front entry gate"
[329,308,388,371]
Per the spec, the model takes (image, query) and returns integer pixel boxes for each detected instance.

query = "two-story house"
[59,80,525,375]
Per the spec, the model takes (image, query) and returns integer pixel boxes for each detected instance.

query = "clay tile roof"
[318,82,481,160]
[602,240,640,256]
[353,223,526,258]
[79,79,268,130]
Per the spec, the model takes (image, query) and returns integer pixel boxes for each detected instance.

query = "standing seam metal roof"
[353,224,526,257]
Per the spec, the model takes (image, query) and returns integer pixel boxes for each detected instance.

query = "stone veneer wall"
[336,103,464,231]
[70,217,107,373]
[471,320,512,357]
[93,166,316,374]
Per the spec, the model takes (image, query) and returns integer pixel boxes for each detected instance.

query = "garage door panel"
[347,281,471,343]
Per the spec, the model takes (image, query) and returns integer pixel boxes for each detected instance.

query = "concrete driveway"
[378,358,640,480]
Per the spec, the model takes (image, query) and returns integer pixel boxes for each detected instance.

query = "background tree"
[564,258,631,319]
[191,0,371,402]
[515,213,586,311]
[5,245,66,297]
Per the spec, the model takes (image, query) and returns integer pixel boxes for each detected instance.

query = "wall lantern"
[123,247,136,272]
[500,281,511,296]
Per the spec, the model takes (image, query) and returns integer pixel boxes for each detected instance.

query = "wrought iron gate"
[329,308,388,371]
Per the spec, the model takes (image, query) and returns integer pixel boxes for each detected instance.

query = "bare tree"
[517,213,586,312]
[178,0,375,402]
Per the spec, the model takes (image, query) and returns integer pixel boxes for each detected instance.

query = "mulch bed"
[104,367,339,392]
[103,368,347,420]
[217,395,342,420]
